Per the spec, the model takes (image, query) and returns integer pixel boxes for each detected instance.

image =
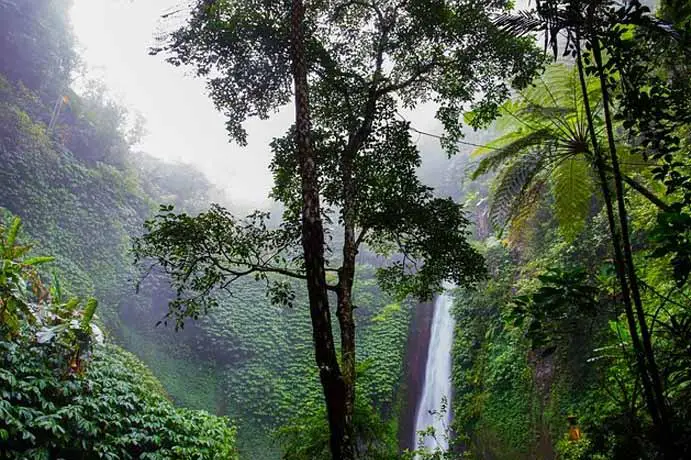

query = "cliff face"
[398,300,435,451]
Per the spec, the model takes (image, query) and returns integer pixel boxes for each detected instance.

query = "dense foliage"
[0,4,413,457]
[446,1,691,459]
[2,0,691,459]
[0,218,238,459]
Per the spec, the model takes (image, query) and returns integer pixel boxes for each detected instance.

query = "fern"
[489,153,544,230]
[465,64,612,241]
[550,157,595,241]
[471,129,552,179]
[507,179,548,247]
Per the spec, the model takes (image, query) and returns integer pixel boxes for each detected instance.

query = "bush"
[0,218,238,459]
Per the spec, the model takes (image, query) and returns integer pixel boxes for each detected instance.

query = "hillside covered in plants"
[0,1,412,458]
[2,0,691,460]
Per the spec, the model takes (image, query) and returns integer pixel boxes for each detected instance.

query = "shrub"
[0,217,238,459]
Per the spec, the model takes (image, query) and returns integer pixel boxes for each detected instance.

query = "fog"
[70,0,447,209]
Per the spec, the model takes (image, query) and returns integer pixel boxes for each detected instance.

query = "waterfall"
[413,292,455,453]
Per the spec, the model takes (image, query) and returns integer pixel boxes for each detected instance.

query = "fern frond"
[518,103,574,122]
[494,100,525,132]
[493,11,546,37]
[550,157,595,242]
[471,129,552,179]
[470,129,522,158]
[507,178,548,246]
[489,153,544,230]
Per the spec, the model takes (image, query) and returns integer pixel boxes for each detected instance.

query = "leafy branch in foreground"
[133,204,308,328]
[1,216,54,336]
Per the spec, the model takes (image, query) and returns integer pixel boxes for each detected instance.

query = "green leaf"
[471,129,551,179]
[489,153,543,230]
[22,256,55,266]
[6,216,21,249]
[550,157,594,241]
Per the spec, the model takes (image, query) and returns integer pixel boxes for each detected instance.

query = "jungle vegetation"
[1,0,690,459]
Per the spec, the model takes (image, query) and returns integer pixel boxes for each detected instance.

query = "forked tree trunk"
[289,1,347,459]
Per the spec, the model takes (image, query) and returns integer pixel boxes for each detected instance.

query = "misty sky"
[70,0,294,208]
[69,0,445,209]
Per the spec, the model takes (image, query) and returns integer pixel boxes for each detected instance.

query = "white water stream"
[413,292,455,453]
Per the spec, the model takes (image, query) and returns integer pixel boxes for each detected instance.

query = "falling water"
[413,292,455,453]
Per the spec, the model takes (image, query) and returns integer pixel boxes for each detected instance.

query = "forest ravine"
[1,1,690,460]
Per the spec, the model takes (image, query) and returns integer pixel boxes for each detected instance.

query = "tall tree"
[289,0,348,457]
[139,1,541,457]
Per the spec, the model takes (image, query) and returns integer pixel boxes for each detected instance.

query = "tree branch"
[354,227,369,249]
[620,173,674,213]
[377,60,440,96]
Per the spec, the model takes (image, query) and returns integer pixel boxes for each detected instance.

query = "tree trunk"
[591,36,671,444]
[337,147,358,460]
[332,85,378,460]
[336,278,356,459]
[574,32,663,433]
[289,1,347,459]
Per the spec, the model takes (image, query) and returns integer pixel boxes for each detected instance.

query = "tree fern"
[550,157,595,241]
[469,64,603,240]
[489,153,544,230]
[471,129,552,179]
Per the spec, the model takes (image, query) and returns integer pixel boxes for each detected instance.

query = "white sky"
[69,0,443,208]
[70,0,297,208]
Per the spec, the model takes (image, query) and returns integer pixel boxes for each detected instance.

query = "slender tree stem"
[573,28,662,432]
[337,137,358,460]
[590,35,670,437]
[619,173,674,213]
